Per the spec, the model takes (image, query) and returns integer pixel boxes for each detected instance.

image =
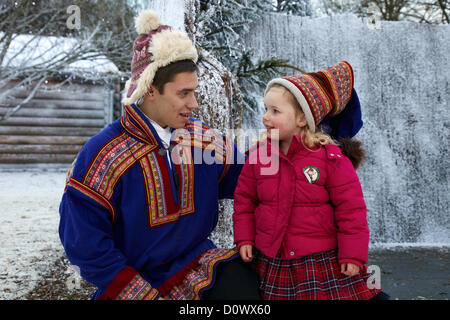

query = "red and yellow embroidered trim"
[162,248,239,300]
[123,104,158,146]
[176,122,229,164]
[116,274,159,300]
[173,122,233,183]
[139,145,195,229]
[177,145,195,214]
[192,248,238,297]
[218,136,234,182]
[121,112,151,144]
[83,133,155,199]
[67,177,117,223]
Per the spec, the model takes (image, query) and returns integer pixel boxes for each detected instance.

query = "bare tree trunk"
[183,0,244,248]
[437,0,450,23]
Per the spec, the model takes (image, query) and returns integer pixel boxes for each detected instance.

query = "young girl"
[233,61,386,300]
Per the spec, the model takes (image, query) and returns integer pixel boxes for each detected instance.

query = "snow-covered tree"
[0,0,137,121]
[195,0,306,112]
[318,0,449,24]
[273,0,313,16]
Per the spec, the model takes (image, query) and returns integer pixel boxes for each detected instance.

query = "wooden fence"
[0,80,114,164]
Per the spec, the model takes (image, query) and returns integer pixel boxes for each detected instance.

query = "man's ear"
[146,85,158,99]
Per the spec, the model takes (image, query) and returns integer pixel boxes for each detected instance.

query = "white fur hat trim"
[121,28,198,106]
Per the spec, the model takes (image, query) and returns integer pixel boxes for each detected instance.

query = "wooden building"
[0,79,116,164]
[0,33,120,165]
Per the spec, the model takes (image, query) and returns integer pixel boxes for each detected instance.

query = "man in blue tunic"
[59,9,260,300]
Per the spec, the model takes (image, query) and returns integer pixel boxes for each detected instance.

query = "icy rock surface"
[243,13,450,245]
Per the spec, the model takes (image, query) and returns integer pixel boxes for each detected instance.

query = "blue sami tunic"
[59,104,244,299]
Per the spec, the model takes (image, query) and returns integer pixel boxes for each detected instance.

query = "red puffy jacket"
[232,135,370,268]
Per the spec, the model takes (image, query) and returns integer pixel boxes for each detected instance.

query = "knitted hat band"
[319,61,354,116]
[265,61,354,132]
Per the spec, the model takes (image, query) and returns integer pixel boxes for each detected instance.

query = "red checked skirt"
[252,249,382,300]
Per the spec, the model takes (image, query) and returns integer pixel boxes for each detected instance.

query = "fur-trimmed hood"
[339,138,366,170]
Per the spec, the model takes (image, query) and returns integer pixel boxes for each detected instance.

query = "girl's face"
[263,86,307,143]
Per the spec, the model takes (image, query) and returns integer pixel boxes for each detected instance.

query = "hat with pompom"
[265,61,363,140]
[122,10,198,105]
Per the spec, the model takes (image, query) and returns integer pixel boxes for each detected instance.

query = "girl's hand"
[340,263,360,276]
[239,244,254,262]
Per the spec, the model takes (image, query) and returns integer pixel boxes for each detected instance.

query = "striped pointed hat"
[265,61,362,139]
[122,10,198,106]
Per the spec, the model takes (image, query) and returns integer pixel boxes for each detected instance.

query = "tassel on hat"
[122,10,198,106]
[135,10,162,34]
[265,61,363,140]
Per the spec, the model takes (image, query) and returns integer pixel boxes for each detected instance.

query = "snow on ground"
[0,167,68,300]
[0,166,448,300]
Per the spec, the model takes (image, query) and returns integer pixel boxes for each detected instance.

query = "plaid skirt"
[252,249,382,300]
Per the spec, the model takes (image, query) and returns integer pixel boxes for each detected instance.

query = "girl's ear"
[296,112,307,128]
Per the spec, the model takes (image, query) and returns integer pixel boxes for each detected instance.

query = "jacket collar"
[121,104,212,152]
[287,134,307,157]
[264,134,320,160]
[121,104,165,147]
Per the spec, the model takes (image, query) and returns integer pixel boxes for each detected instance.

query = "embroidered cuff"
[103,266,160,300]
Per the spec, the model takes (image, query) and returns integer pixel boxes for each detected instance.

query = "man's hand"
[239,244,254,262]
[340,262,360,276]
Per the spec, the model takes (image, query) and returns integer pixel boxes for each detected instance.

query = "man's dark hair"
[152,59,198,94]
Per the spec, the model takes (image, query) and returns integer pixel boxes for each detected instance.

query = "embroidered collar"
[121,104,169,147]
[121,104,219,153]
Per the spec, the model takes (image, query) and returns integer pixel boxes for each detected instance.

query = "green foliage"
[234,51,306,110]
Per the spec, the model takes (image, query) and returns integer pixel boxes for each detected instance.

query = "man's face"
[150,71,199,129]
